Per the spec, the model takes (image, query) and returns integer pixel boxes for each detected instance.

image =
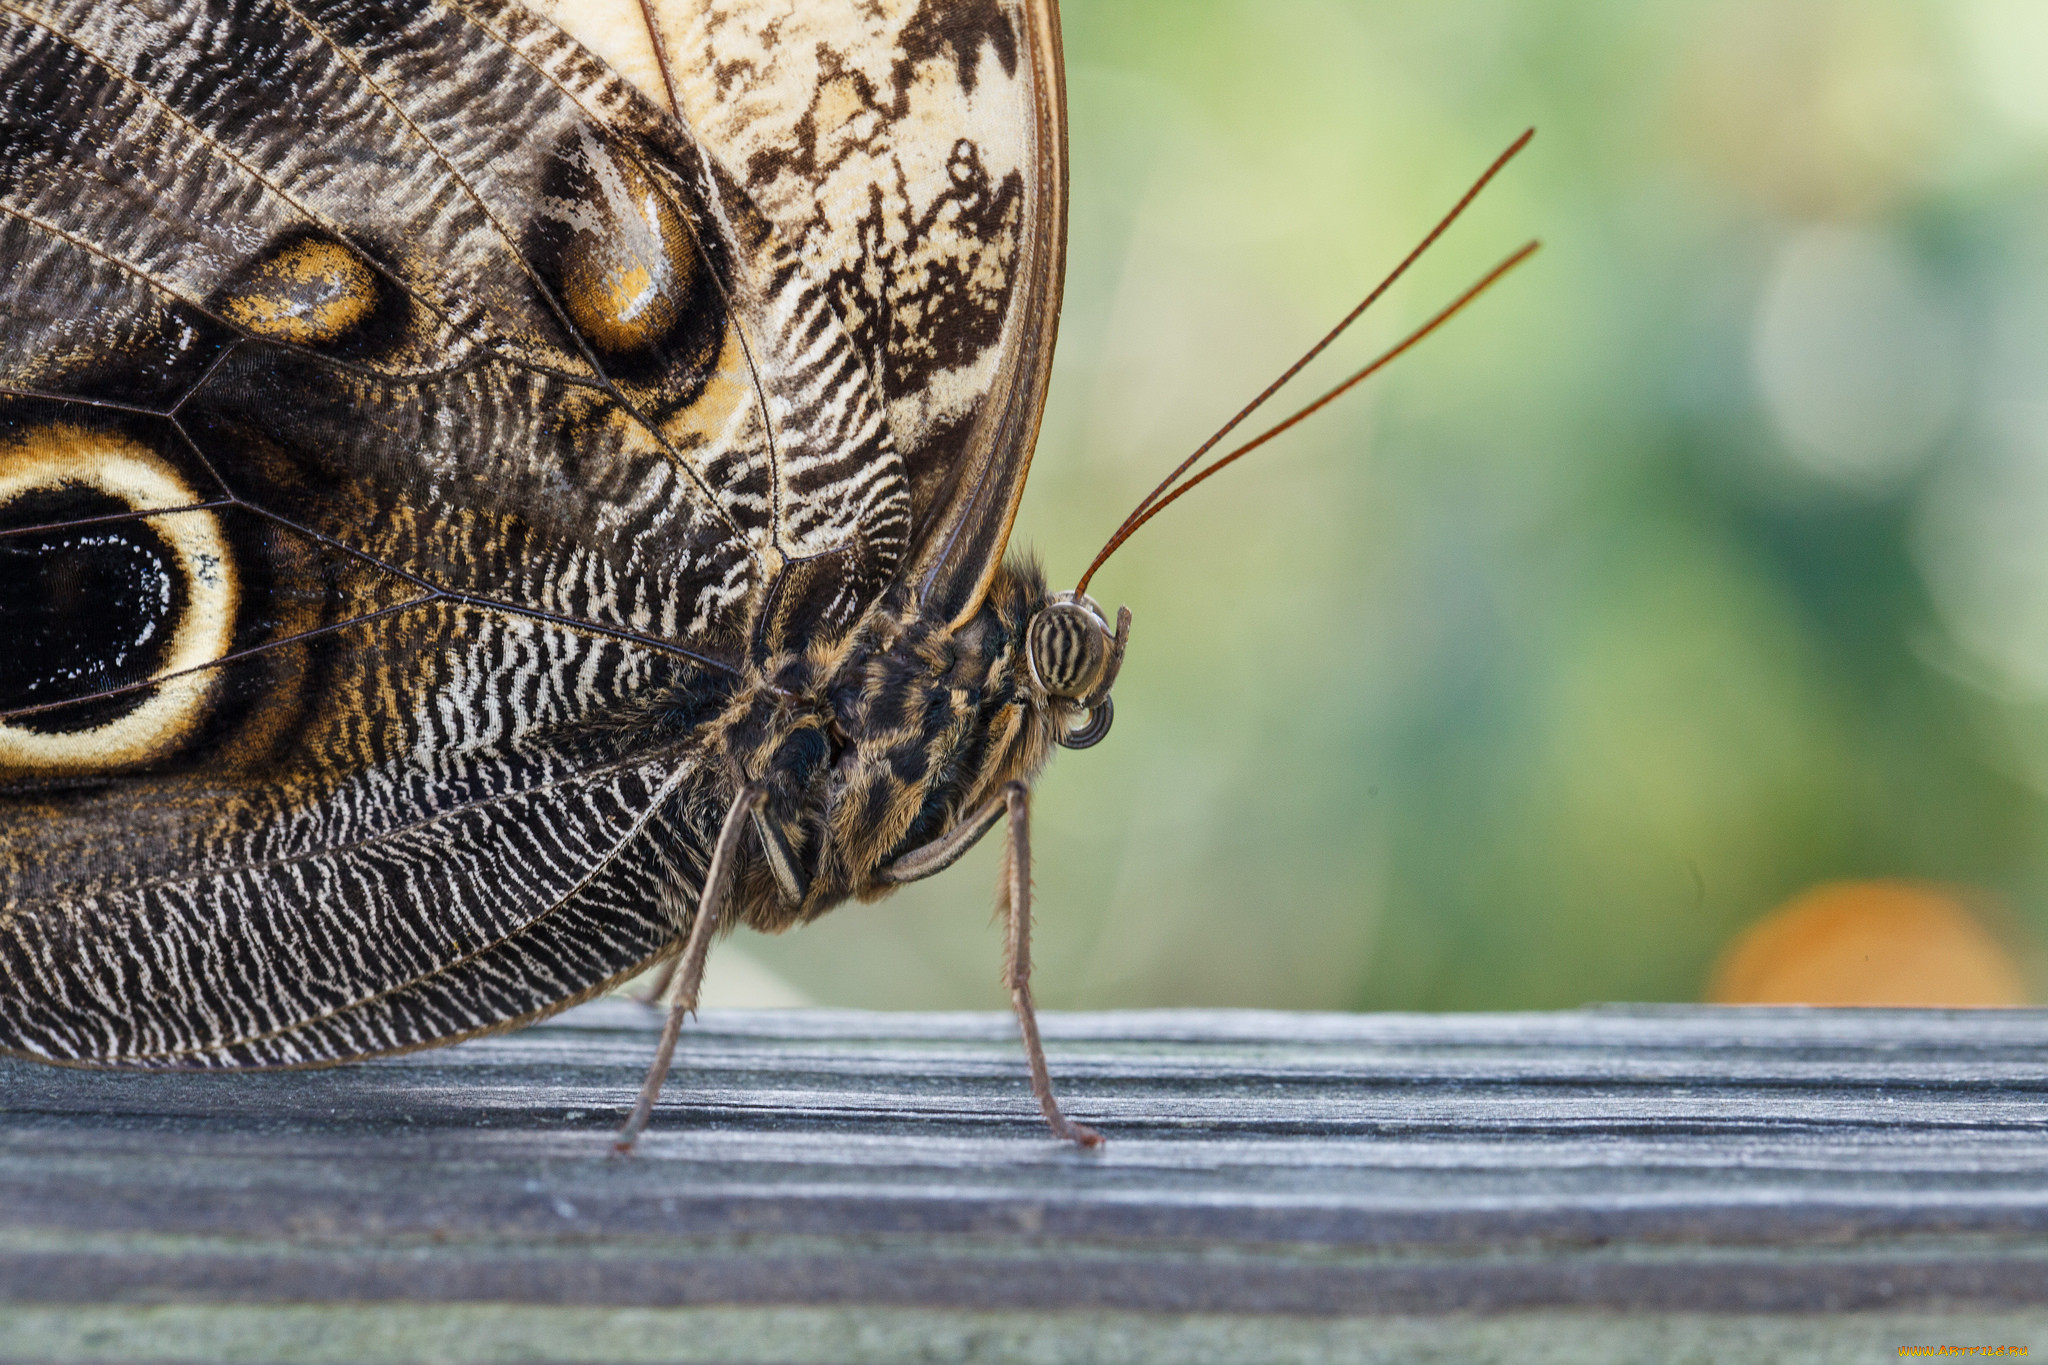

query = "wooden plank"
[5,1002,2048,1363]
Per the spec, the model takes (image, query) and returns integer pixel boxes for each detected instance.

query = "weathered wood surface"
[5,1001,2048,1363]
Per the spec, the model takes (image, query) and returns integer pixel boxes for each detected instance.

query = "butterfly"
[0,0,1531,1147]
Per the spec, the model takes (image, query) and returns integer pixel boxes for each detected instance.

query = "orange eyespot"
[220,237,379,345]
[559,154,698,355]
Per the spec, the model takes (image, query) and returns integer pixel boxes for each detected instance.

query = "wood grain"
[4,1001,2048,1362]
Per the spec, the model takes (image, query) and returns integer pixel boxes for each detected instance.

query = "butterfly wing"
[298,0,1073,1059]
[0,0,978,1065]
[621,0,1069,628]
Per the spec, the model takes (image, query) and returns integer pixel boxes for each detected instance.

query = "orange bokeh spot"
[1707,880,2028,1007]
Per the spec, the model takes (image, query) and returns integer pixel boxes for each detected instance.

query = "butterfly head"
[1023,591,1130,751]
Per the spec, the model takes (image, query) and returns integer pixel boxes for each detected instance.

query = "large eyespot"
[219,237,381,346]
[0,427,237,773]
[556,145,700,355]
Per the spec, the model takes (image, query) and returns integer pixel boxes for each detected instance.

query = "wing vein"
[0,0,458,334]
[269,0,765,564]
[107,756,696,1064]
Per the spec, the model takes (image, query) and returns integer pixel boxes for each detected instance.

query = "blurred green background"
[723,0,2048,1012]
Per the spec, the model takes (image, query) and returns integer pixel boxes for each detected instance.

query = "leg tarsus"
[997,782,1103,1149]
[613,781,764,1153]
[613,1002,686,1154]
[1014,981,1103,1147]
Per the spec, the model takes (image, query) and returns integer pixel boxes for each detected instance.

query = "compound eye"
[1026,601,1108,700]
[0,428,237,774]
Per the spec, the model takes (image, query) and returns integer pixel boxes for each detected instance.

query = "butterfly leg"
[995,782,1104,1149]
[875,784,1100,1146]
[631,798,809,1006]
[614,781,766,1153]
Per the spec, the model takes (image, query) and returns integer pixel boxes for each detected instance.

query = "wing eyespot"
[557,152,700,356]
[531,133,730,403]
[0,427,238,774]
[561,152,696,356]
[218,237,381,347]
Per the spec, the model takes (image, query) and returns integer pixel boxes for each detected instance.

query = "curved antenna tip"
[1072,130,1540,597]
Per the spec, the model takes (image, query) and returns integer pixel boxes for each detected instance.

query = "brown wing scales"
[0,0,1064,1066]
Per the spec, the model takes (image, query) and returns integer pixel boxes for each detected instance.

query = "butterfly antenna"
[1076,238,1537,595]
[1075,128,1536,597]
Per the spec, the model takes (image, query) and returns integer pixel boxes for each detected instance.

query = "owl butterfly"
[0,0,1530,1145]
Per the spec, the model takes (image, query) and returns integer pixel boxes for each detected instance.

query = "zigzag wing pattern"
[628,0,1035,517]
[626,0,1067,625]
[474,0,921,645]
[0,0,938,1064]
